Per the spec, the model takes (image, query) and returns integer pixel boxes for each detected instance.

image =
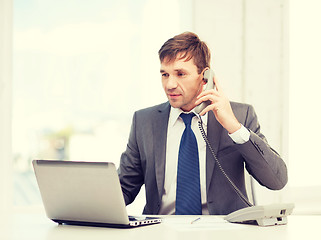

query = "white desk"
[1,211,320,240]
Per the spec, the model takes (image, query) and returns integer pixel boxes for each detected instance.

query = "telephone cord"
[197,118,253,207]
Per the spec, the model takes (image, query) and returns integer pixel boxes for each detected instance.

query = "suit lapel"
[206,111,223,193]
[153,102,171,199]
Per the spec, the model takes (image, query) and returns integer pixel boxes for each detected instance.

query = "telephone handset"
[194,69,215,114]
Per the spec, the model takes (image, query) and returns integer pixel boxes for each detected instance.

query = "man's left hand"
[195,75,241,134]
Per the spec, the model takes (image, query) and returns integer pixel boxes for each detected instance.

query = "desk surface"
[1,211,320,240]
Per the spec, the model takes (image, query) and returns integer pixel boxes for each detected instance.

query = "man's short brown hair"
[158,32,211,74]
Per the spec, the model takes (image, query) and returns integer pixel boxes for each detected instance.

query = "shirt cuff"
[228,124,250,144]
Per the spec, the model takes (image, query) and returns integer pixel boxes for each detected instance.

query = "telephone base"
[224,203,295,227]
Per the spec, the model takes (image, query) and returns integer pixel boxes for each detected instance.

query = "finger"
[199,103,218,116]
[195,95,211,106]
[196,88,219,100]
[199,105,211,116]
[195,93,219,106]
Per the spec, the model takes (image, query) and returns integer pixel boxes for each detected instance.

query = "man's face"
[160,56,204,112]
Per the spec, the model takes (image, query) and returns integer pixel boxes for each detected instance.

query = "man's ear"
[200,67,210,84]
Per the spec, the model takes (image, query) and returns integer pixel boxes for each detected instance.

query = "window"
[13,0,192,213]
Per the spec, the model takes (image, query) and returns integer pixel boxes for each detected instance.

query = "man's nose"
[166,76,178,89]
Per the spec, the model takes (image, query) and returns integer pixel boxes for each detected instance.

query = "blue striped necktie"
[175,113,202,215]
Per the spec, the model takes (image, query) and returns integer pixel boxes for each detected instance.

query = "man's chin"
[169,101,194,112]
[168,102,181,109]
[168,100,181,108]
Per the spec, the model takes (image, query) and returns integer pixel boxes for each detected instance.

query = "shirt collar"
[168,107,208,127]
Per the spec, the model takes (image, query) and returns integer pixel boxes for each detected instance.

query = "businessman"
[118,32,288,215]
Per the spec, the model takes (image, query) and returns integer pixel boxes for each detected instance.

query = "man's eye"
[161,73,169,77]
[177,72,186,77]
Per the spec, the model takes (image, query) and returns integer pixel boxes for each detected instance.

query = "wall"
[0,0,13,213]
[288,0,321,214]
[194,0,289,205]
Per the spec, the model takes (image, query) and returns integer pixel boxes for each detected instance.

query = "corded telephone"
[194,68,215,114]
[195,74,295,226]
[224,202,295,226]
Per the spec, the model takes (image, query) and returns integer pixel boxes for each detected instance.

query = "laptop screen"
[33,160,130,225]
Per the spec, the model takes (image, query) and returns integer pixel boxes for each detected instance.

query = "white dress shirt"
[158,107,250,215]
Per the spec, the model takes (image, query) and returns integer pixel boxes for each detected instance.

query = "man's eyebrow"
[160,68,188,73]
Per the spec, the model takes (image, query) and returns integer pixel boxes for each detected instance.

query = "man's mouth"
[168,93,181,99]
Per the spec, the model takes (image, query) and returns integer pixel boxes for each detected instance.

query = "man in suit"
[118,32,287,215]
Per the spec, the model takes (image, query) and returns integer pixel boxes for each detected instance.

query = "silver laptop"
[32,160,161,228]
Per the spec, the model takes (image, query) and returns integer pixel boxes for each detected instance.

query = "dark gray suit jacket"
[118,102,288,215]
